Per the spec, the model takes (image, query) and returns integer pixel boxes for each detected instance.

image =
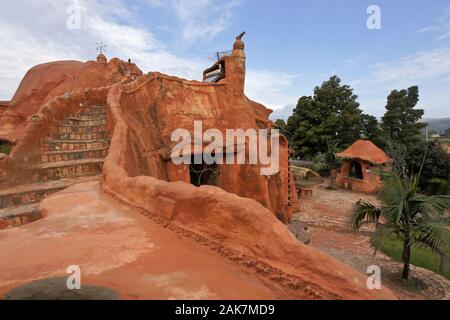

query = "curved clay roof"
[337,140,391,164]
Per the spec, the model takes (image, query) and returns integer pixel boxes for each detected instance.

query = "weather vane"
[96,42,106,55]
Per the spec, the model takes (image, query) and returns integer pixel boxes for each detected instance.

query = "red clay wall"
[107,72,298,222]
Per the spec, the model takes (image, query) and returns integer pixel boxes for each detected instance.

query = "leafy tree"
[405,140,450,194]
[361,114,379,139]
[312,139,342,176]
[274,119,288,136]
[285,76,364,159]
[385,140,408,178]
[381,86,426,145]
[351,170,450,280]
[312,153,329,173]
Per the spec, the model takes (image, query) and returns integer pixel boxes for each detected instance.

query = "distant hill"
[422,118,450,134]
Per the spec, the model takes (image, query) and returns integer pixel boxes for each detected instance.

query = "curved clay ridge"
[101,81,396,300]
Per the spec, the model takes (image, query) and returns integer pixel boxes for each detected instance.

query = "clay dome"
[337,140,391,165]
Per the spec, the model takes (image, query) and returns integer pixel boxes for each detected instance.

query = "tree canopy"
[285,76,369,159]
[405,140,450,194]
[381,86,426,145]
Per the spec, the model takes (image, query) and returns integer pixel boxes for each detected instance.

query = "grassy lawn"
[371,235,450,280]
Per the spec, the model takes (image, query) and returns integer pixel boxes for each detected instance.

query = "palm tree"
[350,172,450,280]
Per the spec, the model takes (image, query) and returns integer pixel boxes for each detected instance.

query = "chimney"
[227,32,246,93]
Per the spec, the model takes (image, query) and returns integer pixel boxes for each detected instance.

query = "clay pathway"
[294,184,450,300]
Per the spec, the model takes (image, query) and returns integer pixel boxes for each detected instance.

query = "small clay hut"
[336,140,391,194]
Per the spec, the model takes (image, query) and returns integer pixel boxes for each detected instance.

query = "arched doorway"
[349,160,363,180]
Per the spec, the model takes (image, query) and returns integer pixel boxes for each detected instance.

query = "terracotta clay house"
[336,140,391,194]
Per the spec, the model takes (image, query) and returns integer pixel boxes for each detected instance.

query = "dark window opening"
[203,61,226,83]
[349,161,363,180]
[189,155,218,187]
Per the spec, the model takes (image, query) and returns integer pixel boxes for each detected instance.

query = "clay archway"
[349,160,363,180]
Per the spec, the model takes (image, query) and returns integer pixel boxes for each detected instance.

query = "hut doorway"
[349,160,363,180]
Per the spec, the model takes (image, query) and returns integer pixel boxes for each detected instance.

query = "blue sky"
[0,0,449,119]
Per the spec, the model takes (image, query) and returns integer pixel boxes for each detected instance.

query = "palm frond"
[412,195,450,219]
[413,217,450,252]
[350,200,382,231]
[379,173,407,225]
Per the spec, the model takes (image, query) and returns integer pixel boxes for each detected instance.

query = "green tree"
[405,140,450,194]
[361,114,381,140]
[274,119,288,137]
[361,113,385,148]
[286,76,364,159]
[381,86,426,145]
[312,139,342,175]
[350,169,450,280]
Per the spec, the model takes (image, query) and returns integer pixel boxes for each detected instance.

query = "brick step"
[41,147,109,163]
[85,105,106,109]
[42,139,110,152]
[53,131,109,141]
[28,159,104,181]
[78,108,106,113]
[0,204,41,228]
[0,175,102,210]
[66,113,106,121]
[82,108,106,115]
[62,118,107,126]
[57,124,107,134]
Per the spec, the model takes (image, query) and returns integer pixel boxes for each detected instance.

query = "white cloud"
[269,104,295,121]
[345,55,368,68]
[0,0,209,99]
[0,0,300,114]
[351,48,450,88]
[373,48,450,82]
[245,70,299,110]
[349,48,450,118]
[417,5,450,41]
[145,0,241,44]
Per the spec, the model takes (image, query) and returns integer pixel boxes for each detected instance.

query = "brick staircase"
[0,105,110,227]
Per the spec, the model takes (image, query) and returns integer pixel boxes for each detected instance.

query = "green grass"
[371,235,450,280]
[439,138,450,146]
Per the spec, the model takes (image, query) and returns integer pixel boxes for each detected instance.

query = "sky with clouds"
[0,0,449,119]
